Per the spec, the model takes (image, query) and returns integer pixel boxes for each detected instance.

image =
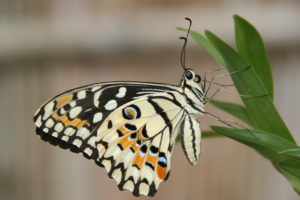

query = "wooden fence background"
[0,1,299,200]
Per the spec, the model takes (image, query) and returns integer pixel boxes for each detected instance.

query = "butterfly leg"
[202,111,259,139]
[202,66,251,90]
[202,111,246,128]
[203,66,269,102]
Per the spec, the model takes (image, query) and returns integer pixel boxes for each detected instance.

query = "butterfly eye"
[194,75,201,83]
[184,70,193,80]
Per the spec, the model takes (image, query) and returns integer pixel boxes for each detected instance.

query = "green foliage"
[234,15,274,99]
[179,15,300,194]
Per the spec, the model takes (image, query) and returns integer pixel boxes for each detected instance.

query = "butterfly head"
[181,69,205,111]
[183,69,201,84]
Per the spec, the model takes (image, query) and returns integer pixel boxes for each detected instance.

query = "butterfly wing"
[33,82,186,196]
[95,94,185,196]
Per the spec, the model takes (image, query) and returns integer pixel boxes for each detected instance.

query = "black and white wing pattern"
[33,82,192,196]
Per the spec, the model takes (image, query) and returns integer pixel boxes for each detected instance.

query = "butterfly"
[33,18,209,197]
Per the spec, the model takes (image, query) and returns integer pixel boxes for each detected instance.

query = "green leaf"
[202,130,222,138]
[234,15,274,99]
[189,30,225,66]
[211,127,297,153]
[205,31,296,143]
[209,99,253,126]
[211,126,300,166]
[280,167,300,194]
[280,148,300,159]
[177,27,225,65]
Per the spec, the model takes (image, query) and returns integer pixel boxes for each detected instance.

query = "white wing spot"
[93,112,103,123]
[35,115,42,127]
[73,139,82,148]
[62,136,69,142]
[69,106,82,119]
[94,90,102,107]
[64,127,76,136]
[97,143,106,157]
[84,148,93,156]
[59,107,67,115]
[77,127,91,139]
[116,87,127,98]
[52,132,58,137]
[69,101,76,108]
[55,122,64,132]
[88,136,96,147]
[43,102,55,120]
[45,118,54,128]
[102,160,112,172]
[104,100,117,111]
[43,128,49,133]
[139,182,150,196]
[123,180,134,192]
[112,168,122,184]
[77,90,86,99]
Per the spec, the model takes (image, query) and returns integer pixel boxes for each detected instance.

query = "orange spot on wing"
[132,153,145,169]
[126,109,136,118]
[157,165,167,180]
[146,153,158,167]
[130,141,140,153]
[52,112,90,128]
[118,126,131,135]
[56,95,72,108]
[118,135,136,150]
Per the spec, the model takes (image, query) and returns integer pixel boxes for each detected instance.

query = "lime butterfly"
[33,18,209,196]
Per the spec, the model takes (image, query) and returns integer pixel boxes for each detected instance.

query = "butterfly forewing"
[33,82,187,196]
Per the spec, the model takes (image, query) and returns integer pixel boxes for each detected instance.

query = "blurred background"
[0,0,300,200]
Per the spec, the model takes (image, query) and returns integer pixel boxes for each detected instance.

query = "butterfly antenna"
[179,17,192,70]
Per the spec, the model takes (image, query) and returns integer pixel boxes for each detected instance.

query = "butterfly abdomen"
[180,115,201,165]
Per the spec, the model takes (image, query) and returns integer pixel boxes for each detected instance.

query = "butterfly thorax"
[180,70,205,115]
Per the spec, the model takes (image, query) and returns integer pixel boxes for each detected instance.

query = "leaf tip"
[233,14,240,19]
[210,125,225,132]
[233,14,244,21]
[204,29,212,36]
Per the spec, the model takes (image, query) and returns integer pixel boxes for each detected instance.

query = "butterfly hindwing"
[94,95,186,196]
[33,82,186,196]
